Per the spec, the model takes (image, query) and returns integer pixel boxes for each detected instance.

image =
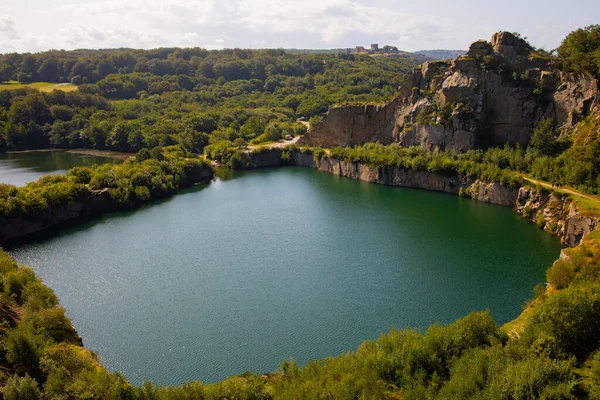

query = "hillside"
[0,48,419,153]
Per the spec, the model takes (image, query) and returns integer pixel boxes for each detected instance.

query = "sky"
[1,0,599,53]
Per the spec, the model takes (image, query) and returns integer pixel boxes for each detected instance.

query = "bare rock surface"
[302,32,599,152]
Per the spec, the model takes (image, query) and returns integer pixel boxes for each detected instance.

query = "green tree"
[1,374,41,400]
[557,25,600,77]
[530,118,556,156]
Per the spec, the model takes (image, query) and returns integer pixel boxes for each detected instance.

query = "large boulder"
[490,31,533,61]
[468,40,493,58]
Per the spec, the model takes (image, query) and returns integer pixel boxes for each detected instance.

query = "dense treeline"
[0,49,417,153]
[0,47,417,87]
[3,231,600,398]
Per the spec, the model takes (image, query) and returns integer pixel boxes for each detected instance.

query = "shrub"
[3,328,45,377]
[523,283,600,358]
[134,186,151,201]
[1,374,41,400]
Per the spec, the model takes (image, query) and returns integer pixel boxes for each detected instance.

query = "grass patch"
[502,287,554,338]
[0,81,77,92]
[569,194,600,217]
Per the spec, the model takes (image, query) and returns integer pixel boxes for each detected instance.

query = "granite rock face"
[301,32,599,152]
[297,100,400,147]
[516,187,599,247]
[246,148,520,207]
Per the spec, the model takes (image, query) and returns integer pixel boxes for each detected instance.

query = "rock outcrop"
[247,148,519,207]
[302,32,600,152]
[516,187,600,246]
[298,100,401,147]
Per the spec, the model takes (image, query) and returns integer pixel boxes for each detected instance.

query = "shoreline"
[1,154,598,389]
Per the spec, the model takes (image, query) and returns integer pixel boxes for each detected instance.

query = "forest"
[0,48,417,153]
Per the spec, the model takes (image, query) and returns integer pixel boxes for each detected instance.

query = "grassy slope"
[504,112,600,338]
[571,107,600,146]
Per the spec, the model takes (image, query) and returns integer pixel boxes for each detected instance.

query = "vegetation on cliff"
[0,146,212,224]
[293,111,600,196]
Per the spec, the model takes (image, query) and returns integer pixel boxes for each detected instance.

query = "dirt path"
[65,149,134,160]
[246,135,301,151]
[520,175,599,202]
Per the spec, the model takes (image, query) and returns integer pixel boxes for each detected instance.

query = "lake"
[0,150,120,186]
[9,167,561,385]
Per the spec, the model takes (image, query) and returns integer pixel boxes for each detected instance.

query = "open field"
[0,81,78,92]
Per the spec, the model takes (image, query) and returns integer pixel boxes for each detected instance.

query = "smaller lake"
[0,151,121,186]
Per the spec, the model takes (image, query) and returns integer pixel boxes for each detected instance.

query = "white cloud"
[0,0,457,52]
[0,16,19,41]
[0,0,598,53]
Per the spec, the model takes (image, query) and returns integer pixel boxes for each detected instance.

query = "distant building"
[354,44,386,54]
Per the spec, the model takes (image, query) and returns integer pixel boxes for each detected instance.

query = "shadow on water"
[3,181,213,251]
[1,151,120,172]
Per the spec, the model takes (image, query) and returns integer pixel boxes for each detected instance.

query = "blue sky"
[1,0,599,52]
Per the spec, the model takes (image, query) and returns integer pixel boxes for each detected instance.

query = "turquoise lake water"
[10,167,561,385]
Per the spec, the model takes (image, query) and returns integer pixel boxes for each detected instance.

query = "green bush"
[1,374,41,400]
[3,328,46,377]
[523,283,600,358]
[547,260,576,289]
[586,350,600,399]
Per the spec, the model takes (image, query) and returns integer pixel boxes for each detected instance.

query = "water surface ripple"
[10,167,560,385]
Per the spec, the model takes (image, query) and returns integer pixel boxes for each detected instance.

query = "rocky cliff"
[517,187,599,247]
[301,32,599,152]
[298,100,401,147]
[247,148,519,207]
